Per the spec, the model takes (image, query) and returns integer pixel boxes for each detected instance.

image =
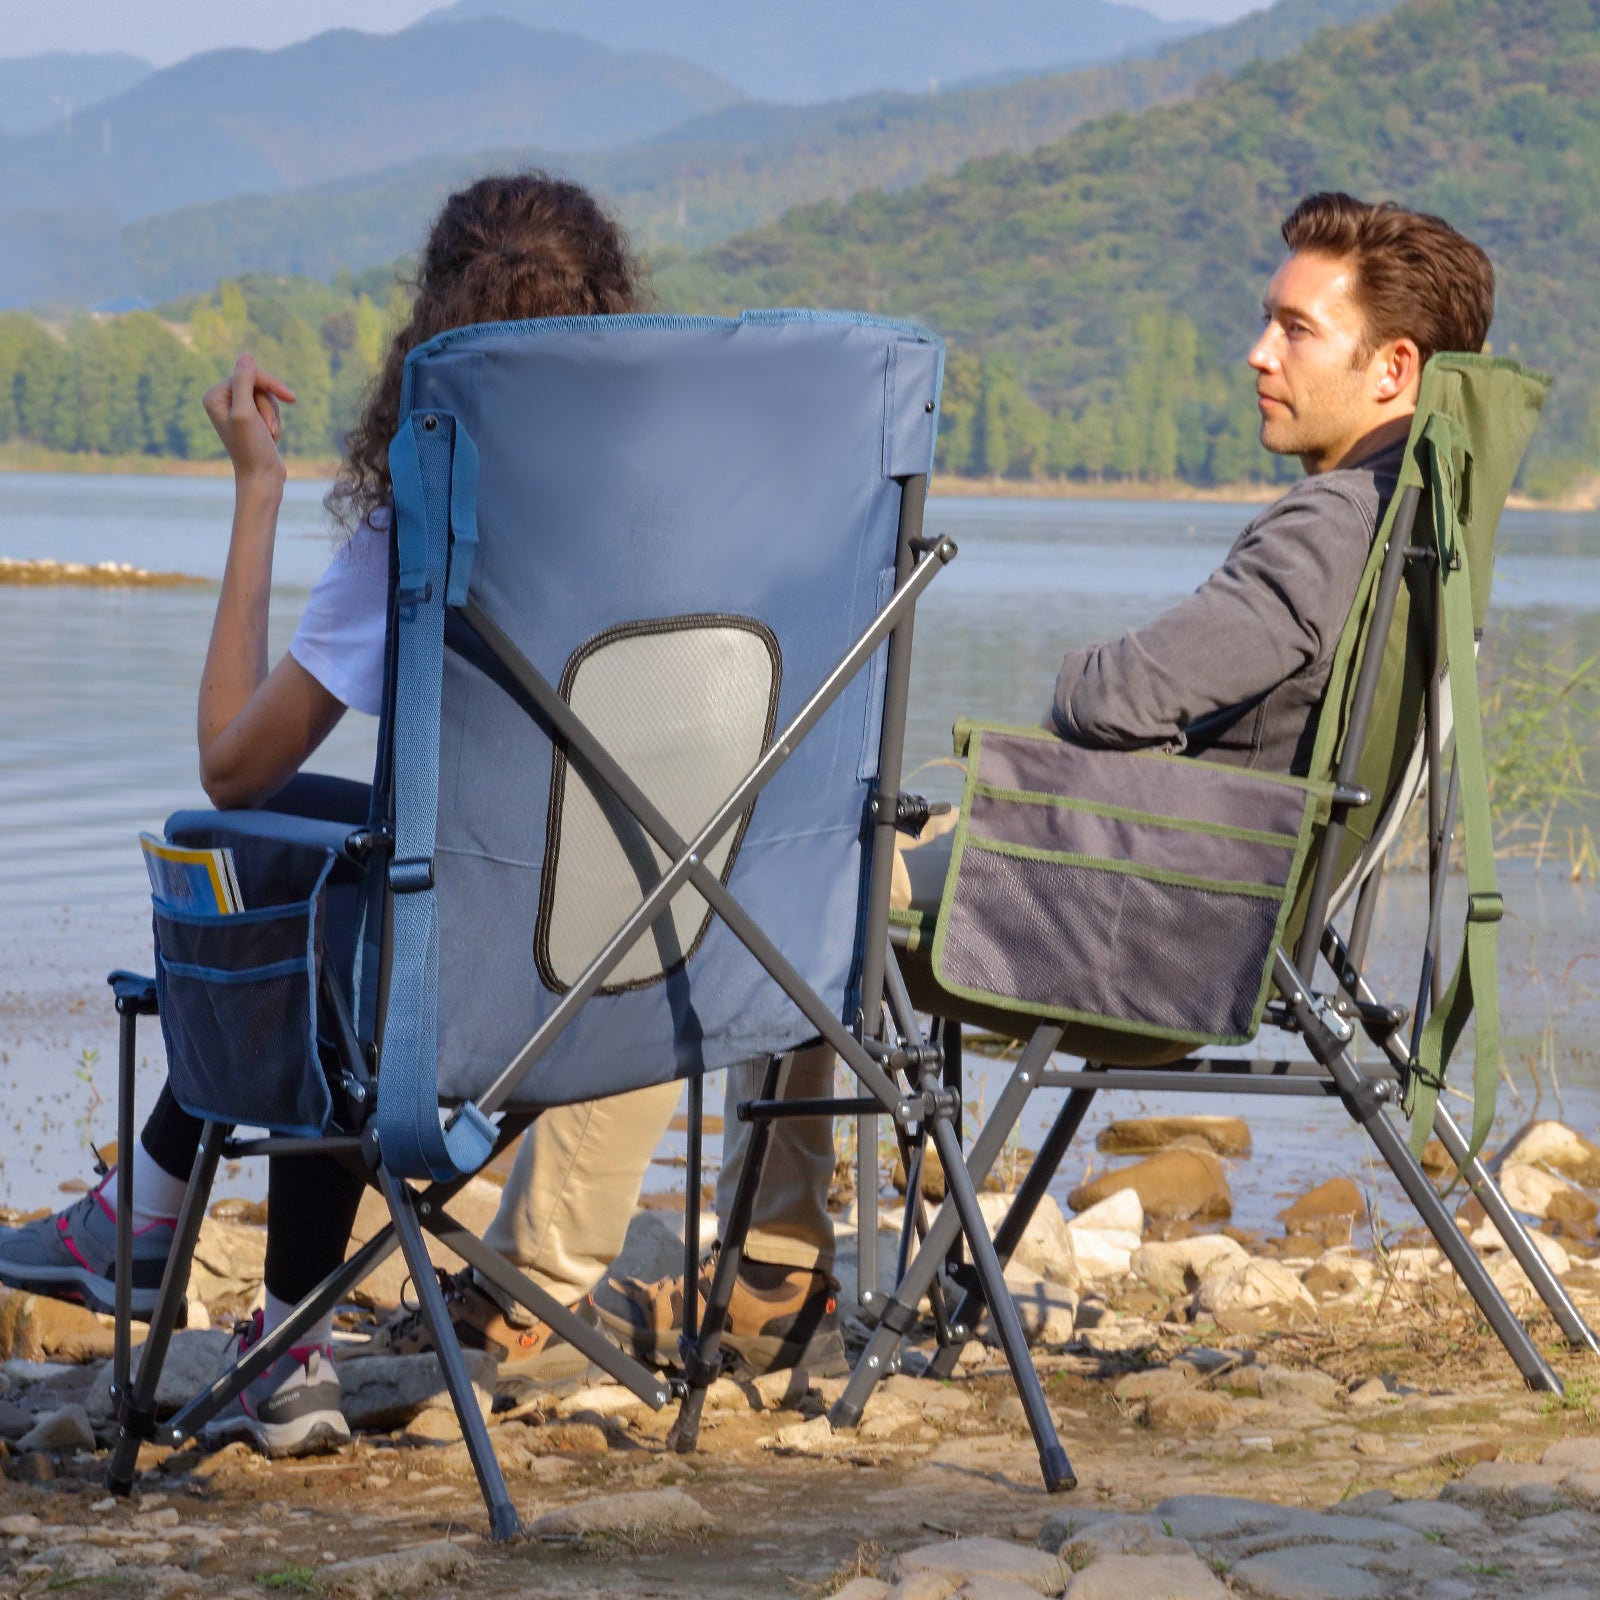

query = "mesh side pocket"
[152,841,335,1135]
[931,727,1325,1046]
[938,850,1280,1040]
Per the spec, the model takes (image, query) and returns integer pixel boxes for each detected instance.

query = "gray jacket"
[1051,440,1405,776]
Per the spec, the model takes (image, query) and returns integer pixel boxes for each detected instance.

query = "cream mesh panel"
[539,623,777,991]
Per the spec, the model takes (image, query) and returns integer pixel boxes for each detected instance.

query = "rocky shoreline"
[3,1112,1600,1597]
[0,558,207,588]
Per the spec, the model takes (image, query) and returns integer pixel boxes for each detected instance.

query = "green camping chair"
[817,355,1600,1492]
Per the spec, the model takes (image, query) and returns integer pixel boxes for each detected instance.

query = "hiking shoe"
[0,1176,173,1318]
[202,1312,351,1459]
[594,1248,846,1376]
[372,1269,603,1382]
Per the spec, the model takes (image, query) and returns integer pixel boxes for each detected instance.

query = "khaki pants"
[482,1043,837,1306]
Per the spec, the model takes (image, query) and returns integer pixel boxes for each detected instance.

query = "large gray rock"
[1152,1498,1299,1543]
[893,1537,1068,1595]
[978,1193,1079,1287]
[1500,1121,1600,1187]
[188,1216,266,1301]
[1227,1546,1386,1600]
[321,1540,474,1598]
[1257,1365,1340,1408]
[1544,1438,1600,1474]
[1497,1163,1599,1230]
[1193,1260,1316,1322]
[1069,1145,1232,1222]
[1002,1266,1078,1346]
[528,1487,715,1538]
[17,1403,96,1454]
[1064,1191,1143,1281]
[1046,1513,1192,1560]
[86,1328,238,1420]
[1065,1552,1227,1599]
[1131,1236,1248,1298]
[336,1350,496,1432]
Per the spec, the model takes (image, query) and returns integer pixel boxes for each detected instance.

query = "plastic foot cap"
[828,1400,863,1429]
[488,1503,524,1543]
[1041,1445,1077,1493]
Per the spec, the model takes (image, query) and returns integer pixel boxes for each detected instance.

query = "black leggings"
[140,774,371,1305]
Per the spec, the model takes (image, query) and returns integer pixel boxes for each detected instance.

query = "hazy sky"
[0,0,1266,66]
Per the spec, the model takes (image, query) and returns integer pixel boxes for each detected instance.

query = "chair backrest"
[384,312,943,1119]
[1282,354,1550,949]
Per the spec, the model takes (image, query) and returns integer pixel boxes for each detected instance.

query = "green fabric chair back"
[1284,355,1550,950]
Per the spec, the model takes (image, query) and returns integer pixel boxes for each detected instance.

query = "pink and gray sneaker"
[202,1311,352,1459]
[0,1175,174,1317]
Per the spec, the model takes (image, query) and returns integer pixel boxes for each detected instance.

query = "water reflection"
[2,474,1598,1215]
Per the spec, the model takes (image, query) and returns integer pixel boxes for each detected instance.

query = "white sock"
[97,1140,188,1232]
[263,1288,334,1353]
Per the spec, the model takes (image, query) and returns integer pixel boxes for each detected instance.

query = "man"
[589,191,1497,1368]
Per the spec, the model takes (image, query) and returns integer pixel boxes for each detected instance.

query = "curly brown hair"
[327,171,644,533]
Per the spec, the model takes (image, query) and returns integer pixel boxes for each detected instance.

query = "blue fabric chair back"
[391,312,942,1114]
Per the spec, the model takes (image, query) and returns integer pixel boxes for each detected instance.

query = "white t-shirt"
[289,508,390,716]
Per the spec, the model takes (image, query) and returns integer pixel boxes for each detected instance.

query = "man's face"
[1248,251,1400,474]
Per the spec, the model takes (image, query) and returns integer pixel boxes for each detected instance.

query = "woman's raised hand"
[202,353,297,484]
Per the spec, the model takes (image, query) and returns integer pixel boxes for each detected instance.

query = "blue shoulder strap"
[376,410,494,1181]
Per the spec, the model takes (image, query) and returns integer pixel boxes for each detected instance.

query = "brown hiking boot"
[373,1268,603,1382]
[593,1248,846,1376]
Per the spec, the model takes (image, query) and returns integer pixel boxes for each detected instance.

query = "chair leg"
[378,1169,523,1543]
[1431,1104,1600,1357]
[107,1121,224,1496]
[831,1028,1061,1446]
[857,1108,881,1314]
[925,1082,1097,1381]
[112,1006,139,1396]
[929,1114,1075,1492]
[671,1056,784,1454]
[1334,1054,1562,1392]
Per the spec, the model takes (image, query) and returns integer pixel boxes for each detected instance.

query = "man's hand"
[202,353,296,485]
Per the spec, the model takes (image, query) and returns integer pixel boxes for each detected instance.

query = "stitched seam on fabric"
[971,782,1303,847]
[958,836,1287,900]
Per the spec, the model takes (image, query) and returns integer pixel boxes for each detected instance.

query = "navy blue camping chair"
[101,312,1067,1539]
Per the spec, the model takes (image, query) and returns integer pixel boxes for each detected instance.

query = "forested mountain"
[116,0,1396,305]
[4,0,1592,495]
[655,0,1600,491]
[423,0,1190,101]
[0,20,741,308]
[0,53,152,136]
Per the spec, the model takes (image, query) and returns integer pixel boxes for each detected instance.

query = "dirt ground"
[4,1295,1598,1599]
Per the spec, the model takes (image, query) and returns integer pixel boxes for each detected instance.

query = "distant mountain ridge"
[0,19,742,308]
[657,0,1600,486]
[423,0,1195,100]
[0,52,153,136]
[110,0,1398,305]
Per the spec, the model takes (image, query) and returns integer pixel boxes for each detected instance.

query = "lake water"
[4,472,1600,1237]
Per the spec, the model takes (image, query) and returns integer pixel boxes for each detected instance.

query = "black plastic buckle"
[1467,891,1503,924]
[875,791,951,838]
[389,856,435,893]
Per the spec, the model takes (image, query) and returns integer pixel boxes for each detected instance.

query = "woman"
[0,173,647,1456]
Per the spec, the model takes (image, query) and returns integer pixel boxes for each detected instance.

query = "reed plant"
[1393,638,1600,878]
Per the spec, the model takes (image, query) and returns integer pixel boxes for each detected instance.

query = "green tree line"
[1,283,1293,486]
[0,271,404,463]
